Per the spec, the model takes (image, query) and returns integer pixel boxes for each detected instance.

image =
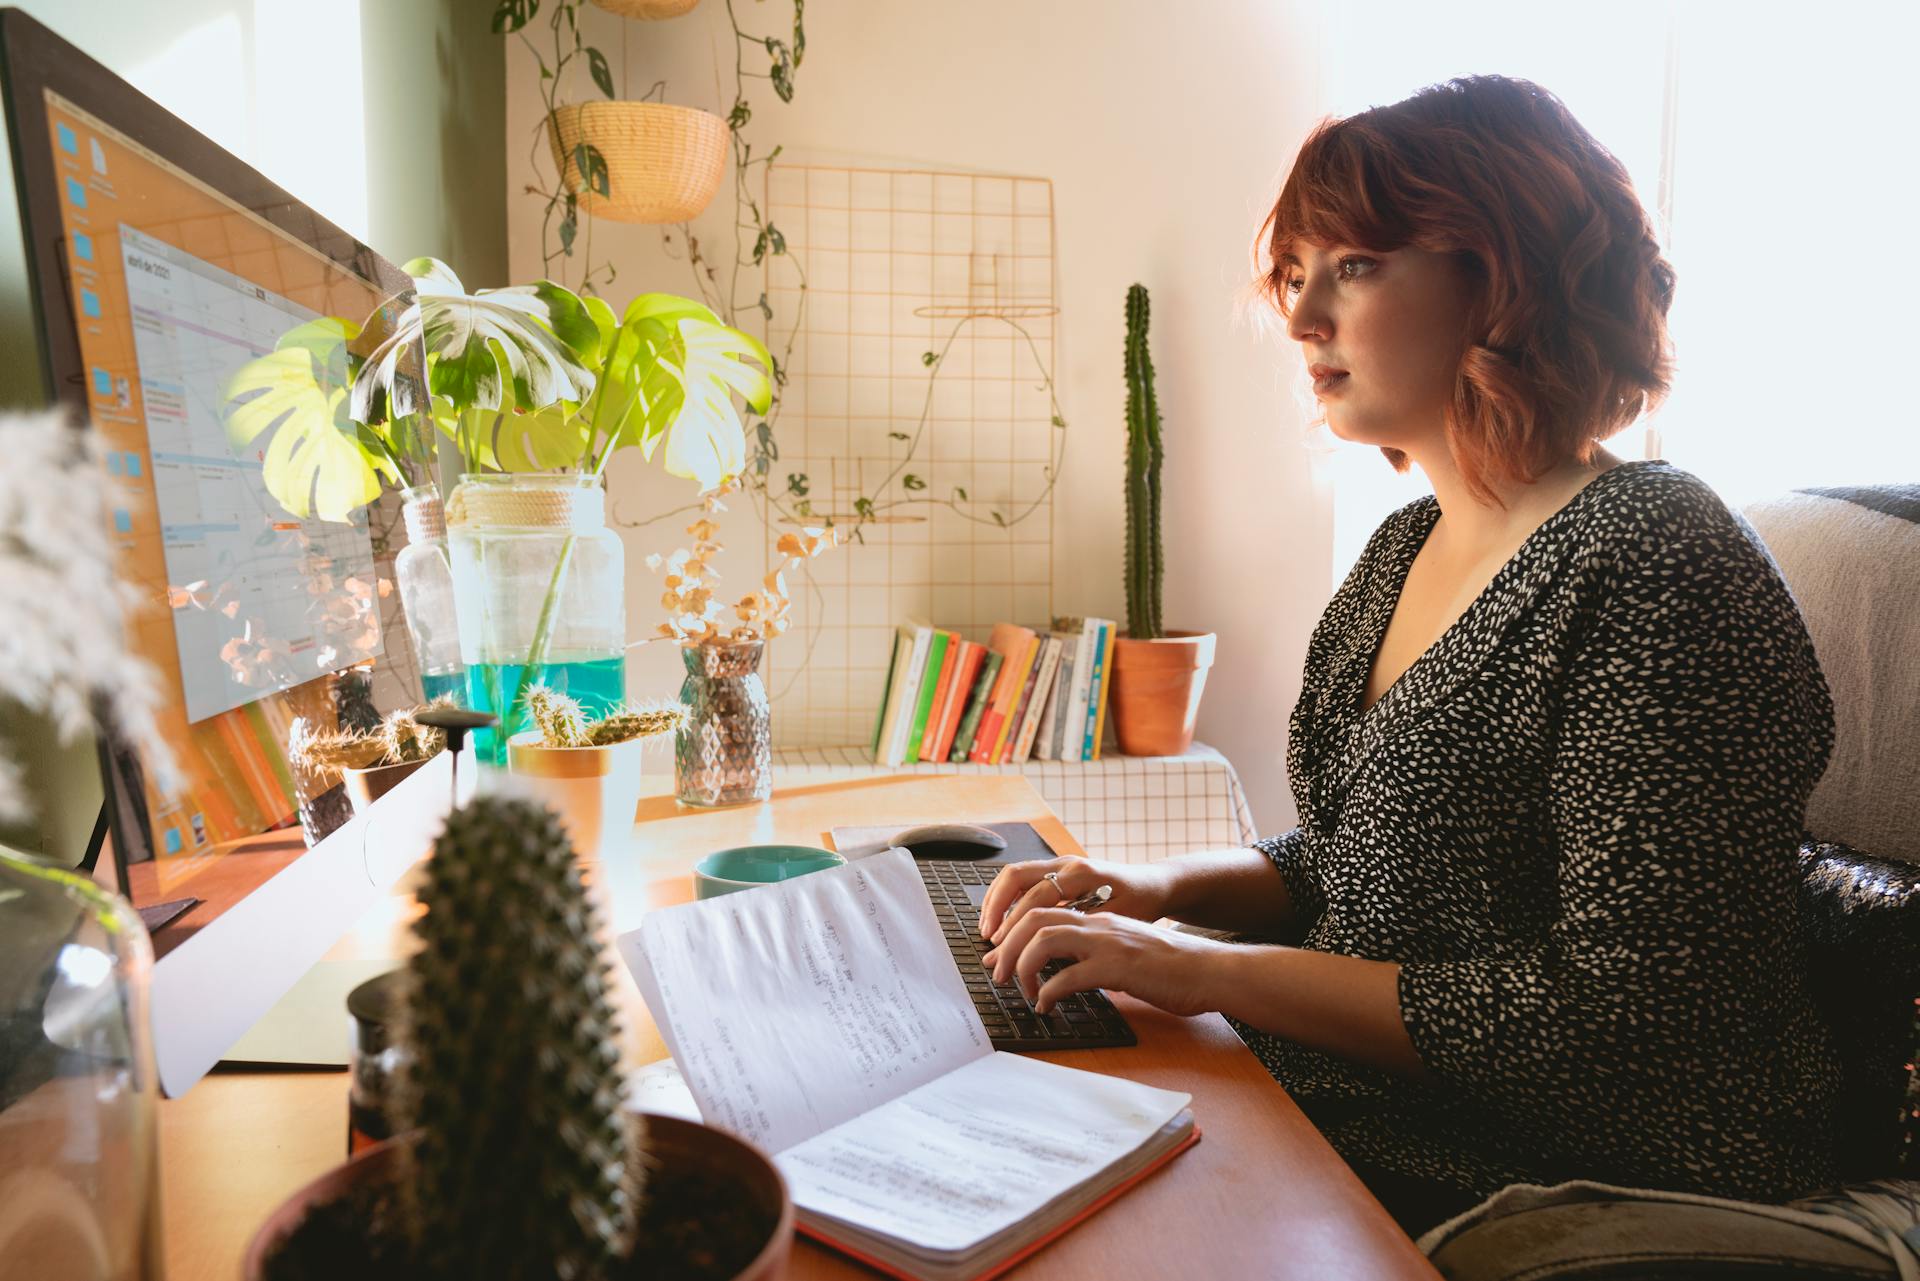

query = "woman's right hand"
[976,856,1175,944]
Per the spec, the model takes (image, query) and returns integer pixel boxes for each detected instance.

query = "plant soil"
[262,1164,776,1281]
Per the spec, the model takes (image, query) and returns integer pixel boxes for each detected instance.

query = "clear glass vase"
[446,473,626,765]
[0,847,162,1280]
[394,486,465,704]
[675,641,772,807]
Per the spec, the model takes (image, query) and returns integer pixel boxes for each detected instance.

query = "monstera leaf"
[352,258,599,426]
[591,294,772,489]
[223,317,394,521]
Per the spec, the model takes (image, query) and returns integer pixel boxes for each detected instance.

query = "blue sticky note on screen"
[64,176,85,208]
[80,290,101,318]
[106,452,121,475]
[126,452,142,478]
[112,508,131,533]
[73,232,93,261]
[56,122,76,154]
[164,828,183,855]
[92,367,111,396]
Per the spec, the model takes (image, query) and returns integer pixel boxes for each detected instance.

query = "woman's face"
[1282,241,1479,456]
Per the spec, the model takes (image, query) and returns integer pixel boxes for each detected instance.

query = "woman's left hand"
[979,909,1229,1018]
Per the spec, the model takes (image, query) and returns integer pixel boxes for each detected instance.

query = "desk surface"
[159,773,1436,1280]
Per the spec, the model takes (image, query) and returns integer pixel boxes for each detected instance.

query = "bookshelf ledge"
[770,743,1258,865]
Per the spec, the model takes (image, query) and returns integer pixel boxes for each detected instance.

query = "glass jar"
[445,473,626,765]
[675,640,772,807]
[394,486,465,704]
[0,847,162,1280]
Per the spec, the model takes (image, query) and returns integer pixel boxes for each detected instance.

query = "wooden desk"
[159,774,1437,1280]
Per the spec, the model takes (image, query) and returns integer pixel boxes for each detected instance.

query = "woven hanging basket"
[588,0,700,17]
[546,102,727,224]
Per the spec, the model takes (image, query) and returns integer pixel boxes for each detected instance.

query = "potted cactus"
[339,701,453,814]
[1108,283,1216,756]
[243,795,792,1281]
[508,685,688,858]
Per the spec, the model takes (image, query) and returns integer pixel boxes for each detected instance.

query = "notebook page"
[778,1051,1193,1253]
[618,848,990,1154]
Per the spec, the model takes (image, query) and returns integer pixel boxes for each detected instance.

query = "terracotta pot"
[244,1113,793,1280]
[507,732,658,859]
[340,756,430,816]
[1108,631,1216,757]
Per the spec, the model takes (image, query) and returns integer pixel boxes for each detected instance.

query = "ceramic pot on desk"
[243,1114,793,1280]
[507,731,656,859]
[1109,630,1216,756]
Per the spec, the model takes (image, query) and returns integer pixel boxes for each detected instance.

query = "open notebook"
[618,849,1198,1281]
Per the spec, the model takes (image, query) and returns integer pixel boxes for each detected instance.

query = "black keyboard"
[918,859,1136,1052]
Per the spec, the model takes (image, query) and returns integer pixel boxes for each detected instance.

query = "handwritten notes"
[619,848,988,1154]
[779,1051,1192,1252]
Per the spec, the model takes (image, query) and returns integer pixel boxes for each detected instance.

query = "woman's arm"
[982,911,1425,1078]
[1158,844,1297,932]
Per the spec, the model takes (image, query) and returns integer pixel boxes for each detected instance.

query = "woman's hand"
[980,909,1228,1018]
[976,857,1174,943]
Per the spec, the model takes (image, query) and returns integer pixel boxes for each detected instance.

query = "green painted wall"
[0,0,505,864]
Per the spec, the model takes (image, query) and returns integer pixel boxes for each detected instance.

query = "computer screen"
[1,8,423,928]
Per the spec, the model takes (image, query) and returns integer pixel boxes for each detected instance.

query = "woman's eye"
[1336,256,1376,280]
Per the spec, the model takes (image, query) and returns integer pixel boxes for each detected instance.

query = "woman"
[978,75,1839,1235]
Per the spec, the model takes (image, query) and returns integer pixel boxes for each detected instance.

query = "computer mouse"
[891,822,1009,860]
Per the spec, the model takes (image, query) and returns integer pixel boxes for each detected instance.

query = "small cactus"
[378,699,450,764]
[526,684,590,747]
[395,795,641,1281]
[1122,282,1164,641]
[586,702,689,746]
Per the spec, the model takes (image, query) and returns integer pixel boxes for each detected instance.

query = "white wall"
[506,0,1331,834]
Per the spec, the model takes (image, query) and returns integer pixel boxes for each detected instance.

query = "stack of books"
[870,618,1118,766]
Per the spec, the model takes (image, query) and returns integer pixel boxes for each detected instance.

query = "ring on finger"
[1043,871,1070,902]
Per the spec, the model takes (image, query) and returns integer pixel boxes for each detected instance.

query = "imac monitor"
[0,9,448,1094]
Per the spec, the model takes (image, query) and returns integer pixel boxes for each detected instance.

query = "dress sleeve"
[1252,828,1322,924]
[1395,529,1836,1190]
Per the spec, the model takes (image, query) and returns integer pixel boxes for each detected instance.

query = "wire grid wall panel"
[770,743,1260,866]
[761,165,1059,747]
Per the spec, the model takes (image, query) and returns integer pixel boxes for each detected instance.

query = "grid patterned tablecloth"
[771,743,1259,864]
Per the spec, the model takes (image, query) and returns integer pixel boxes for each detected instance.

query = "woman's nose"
[1285,297,1328,345]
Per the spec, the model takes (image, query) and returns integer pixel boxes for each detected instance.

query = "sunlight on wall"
[125,2,368,242]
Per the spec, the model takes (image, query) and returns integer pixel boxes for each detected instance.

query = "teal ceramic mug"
[693,844,846,899]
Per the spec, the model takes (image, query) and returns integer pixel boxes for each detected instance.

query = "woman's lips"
[1312,371,1349,396]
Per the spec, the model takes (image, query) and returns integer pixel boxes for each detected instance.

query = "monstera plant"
[222,259,772,516]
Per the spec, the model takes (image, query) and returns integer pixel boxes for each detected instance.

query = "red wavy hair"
[1255,75,1676,503]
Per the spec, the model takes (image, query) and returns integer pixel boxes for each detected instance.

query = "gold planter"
[589,0,701,15]
[507,732,659,859]
[546,102,727,224]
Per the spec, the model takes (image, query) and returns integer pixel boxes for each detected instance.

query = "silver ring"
[1044,871,1069,902]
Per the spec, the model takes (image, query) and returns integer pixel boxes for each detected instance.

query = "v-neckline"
[1353,460,1663,722]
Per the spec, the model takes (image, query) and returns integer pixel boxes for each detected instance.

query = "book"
[915,633,962,763]
[903,630,952,763]
[619,850,1198,1281]
[926,641,985,763]
[947,651,1003,763]
[1089,620,1117,760]
[1010,636,1063,764]
[970,624,1037,765]
[981,632,1039,764]
[996,644,1046,765]
[1035,632,1077,761]
[883,620,934,767]
[1052,617,1098,762]
[870,631,906,760]
[1080,619,1111,761]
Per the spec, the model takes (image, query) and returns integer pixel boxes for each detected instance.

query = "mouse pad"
[827,820,1058,865]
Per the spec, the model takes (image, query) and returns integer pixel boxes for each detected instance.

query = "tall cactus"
[395,795,641,1281]
[1123,283,1164,640]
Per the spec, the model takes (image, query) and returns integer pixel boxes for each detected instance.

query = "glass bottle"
[394,486,465,704]
[445,473,626,765]
[0,846,162,1280]
[675,640,772,806]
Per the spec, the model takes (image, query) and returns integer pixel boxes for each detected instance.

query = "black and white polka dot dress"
[1236,460,1842,1204]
